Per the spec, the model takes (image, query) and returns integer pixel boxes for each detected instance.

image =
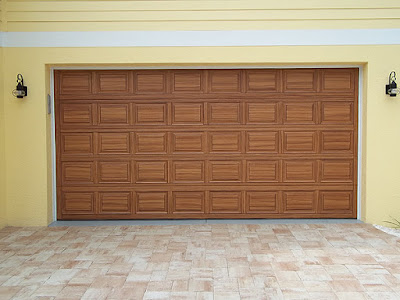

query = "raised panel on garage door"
[283,69,317,92]
[98,161,131,183]
[135,71,166,94]
[172,132,205,153]
[246,192,279,214]
[209,132,241,153]
[208,103,241,124]
[62,192,95,215]
[56,68,358,220]
[321,69,355,93]
[245,70,280,93]
[98,133,130,154]
[135,133,167,154]
[61,133,93,155]
[96,71,130,94]
[135,103,167,125]
[246,131,279,153]
[136,161,168,183]
[319,191,353,214]
[98,104,130,125]
[209,70,241,93]
[172,71,204,93]
[62,162,95,184]
[210,191,242,213]
[61,104,93,126]
[136,192,168,214]
[59,71,92,95]
[173,192,205,214]
[209,161,242,183]
[321,102,354,125]
[246,160,279,182]
[246,102,278,124]
[172,103,204,124]
[99,192,131,214]
[172,161,205,183]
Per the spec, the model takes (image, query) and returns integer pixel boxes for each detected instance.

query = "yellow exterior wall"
[0,0,400,227]
[0,46,6,229]
[3,0,400,31]
[1,45,400,226]
[0,0,5,229]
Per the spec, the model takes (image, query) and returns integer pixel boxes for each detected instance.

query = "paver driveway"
[0,223,399,299]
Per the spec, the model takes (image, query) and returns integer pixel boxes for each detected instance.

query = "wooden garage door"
[55,68,358,220]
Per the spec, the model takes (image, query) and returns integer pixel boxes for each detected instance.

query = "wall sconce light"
[386,71,400,97]
[12,74,28,98]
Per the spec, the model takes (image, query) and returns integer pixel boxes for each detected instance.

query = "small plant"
[384,216,400,229]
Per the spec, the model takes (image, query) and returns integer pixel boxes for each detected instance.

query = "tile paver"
[0,223,399,299]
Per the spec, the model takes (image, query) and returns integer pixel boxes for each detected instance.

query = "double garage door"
[55,68,358,220]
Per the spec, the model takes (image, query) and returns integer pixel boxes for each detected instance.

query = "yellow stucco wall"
[0,46,6,229]
[1,46,400,226]
[3,0,400,31]
[0,0,400,228]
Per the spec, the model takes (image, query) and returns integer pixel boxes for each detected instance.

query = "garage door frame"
[49,65,363,221]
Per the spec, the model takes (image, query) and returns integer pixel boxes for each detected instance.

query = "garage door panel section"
[321,69,355,93]
[208,103,241,124]
[246,102,279,124]
[135,133,167,154]
[209,70,242,93]
[56,68,358,220]
[61,162,95,185]
[61,133,94,155]
[98,161,131,183]
[283,131,317,153]
[283,160,317,183]
[59,71,92,95]
[172,191,205,214]
[99,192,132,214]
[320,160,354,183]
[321,131,354,153]
[209,132,241,153]
[246,160,280,182]
[172,103,204,124]
[321,102,354,125]
[95,71,131,94]
[283,191,317,214]
[60,104,93,126]
[61,192,95,215]
[172,132,205,153]
[246,131,279,153]
[135,161,168,183]
[136,191,168,214]
[134,71,167,94]
[172,161,205,183]
[319,191,354,214]
[284,102,317,124]
[246,191,279,214]
[98,133,130,154]
[209,161,243,183]
[172,71,205,93]
[98,104,130,125]
[135,103,167,125]
[210,191,242,213]
[283,69,318,92]
[245,70,280,93]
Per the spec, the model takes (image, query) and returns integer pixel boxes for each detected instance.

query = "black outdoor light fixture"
[12,74,28,98]
[386,71,400,97]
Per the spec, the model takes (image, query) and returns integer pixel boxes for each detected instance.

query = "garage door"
[55,68,358,220]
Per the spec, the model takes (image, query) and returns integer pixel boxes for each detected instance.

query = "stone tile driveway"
[0,223,399,299]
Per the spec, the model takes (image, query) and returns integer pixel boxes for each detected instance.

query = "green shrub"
[384,216,400,229]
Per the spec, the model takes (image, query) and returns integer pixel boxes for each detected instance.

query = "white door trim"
[50,65,363,221]
[5,29,400,47]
